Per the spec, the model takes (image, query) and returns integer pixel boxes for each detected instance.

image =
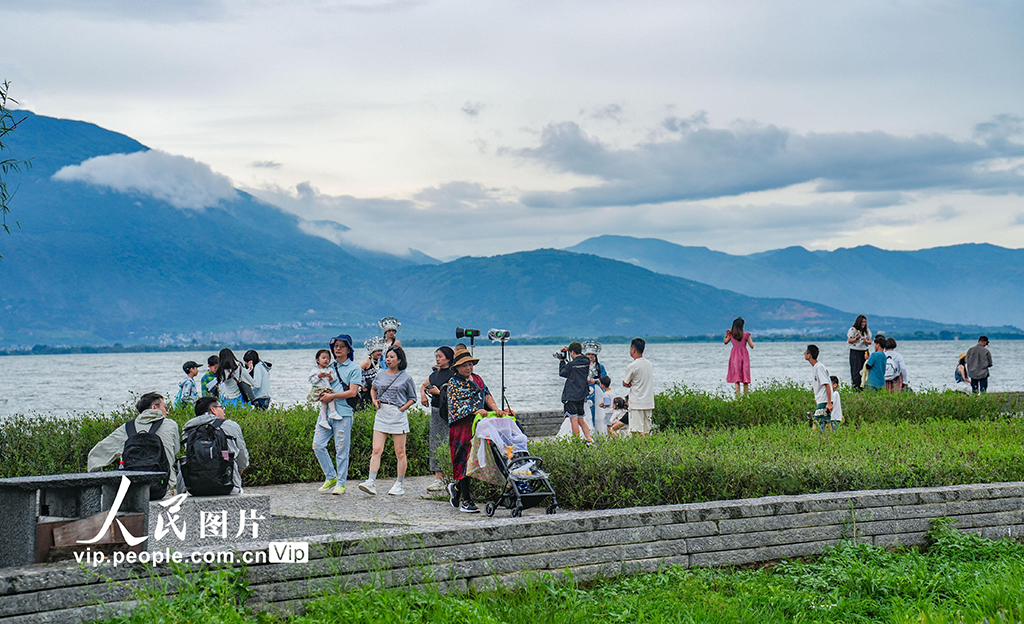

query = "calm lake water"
[0,340,1019,418]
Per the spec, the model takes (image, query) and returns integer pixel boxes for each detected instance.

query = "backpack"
[885,354,899,381]
[180,420,235,496]
[120,419,170,499]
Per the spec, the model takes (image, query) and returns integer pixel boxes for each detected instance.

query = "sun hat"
[452,347,479,368]
[958,352,968,361]
[329,334,355,361]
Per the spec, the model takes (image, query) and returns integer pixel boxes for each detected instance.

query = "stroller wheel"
[511,505,523,518]
[546,503,557,515]
[485,501,496,517]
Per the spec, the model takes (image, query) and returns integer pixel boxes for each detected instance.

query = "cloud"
[52,150,238,210]
[934,205,959,221]
[590,103,625,124]
[250,160,282,169]
[514,115,1024,209]
[461,101,485,117]
[2,0,226,22]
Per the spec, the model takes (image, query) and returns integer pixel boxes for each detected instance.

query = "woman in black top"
[420,346,455,492]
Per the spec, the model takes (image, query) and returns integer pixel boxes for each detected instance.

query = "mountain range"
[0,111,1018,347]
[568,236,1024,329]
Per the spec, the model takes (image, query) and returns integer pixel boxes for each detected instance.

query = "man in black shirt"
[558,341,593,443]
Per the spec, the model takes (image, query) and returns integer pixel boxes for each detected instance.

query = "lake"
[0,340,1019,418]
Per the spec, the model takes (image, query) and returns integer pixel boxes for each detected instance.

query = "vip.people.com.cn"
[75,541,309,568]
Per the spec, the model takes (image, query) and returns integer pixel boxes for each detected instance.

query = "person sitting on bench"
[177,397,249,495]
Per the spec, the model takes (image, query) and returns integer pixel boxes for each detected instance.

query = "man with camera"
[557,341,594,444]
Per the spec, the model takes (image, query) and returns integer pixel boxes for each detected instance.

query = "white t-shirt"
[830,388,843,421]
[623,357,655,409]
[811,361,831,405]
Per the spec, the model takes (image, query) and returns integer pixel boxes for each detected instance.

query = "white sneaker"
[387,482,406,496]
[426,479,445,492]
[358,480,376,495]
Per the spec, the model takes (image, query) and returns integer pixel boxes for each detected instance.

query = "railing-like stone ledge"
[3,481,1023,623]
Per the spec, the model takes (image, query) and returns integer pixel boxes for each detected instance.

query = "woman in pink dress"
[724,317,754,396]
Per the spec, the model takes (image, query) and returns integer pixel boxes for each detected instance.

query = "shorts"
[812,403,832,428]
[563,400,585,417]
[629,409,653,433]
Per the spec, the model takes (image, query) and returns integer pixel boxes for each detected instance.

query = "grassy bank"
[4,395,1024,507]
[98,520,1024,623]
[654,382,1021,430]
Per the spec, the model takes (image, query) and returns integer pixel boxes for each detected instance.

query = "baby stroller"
[470,414,558,518]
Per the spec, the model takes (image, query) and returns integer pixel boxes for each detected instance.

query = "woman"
[216,348,255,408]
[420,346,455,492]
[724,317,754,396]
[243,350,272,410]
[848,315,872,390]
[379,316,403,351]
[583,341,607,435]
[358,346,417,497]
[359,336,385,410]
[954,352,972,393]
[447,346,505,514]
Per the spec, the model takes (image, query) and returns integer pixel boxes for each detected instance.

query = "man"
[313,334,363,495]
[864,336,887,391]
[201,355,219,398]
[804,345,833,431]
[622,338,654,436]
[176,396,249,495]
[558,341,593,443]
[176,360,200,406]
[966,336,993,394]
[88,392,180,499]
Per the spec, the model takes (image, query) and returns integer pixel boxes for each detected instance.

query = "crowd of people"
[86,313,1000,503]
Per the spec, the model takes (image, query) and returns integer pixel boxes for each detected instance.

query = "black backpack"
[180,420,235,496]
[120,419,170,499]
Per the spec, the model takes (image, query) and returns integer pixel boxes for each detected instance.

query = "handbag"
[236,371,257,404]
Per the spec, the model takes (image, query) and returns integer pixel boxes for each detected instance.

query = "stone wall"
[4,481,1024,623]
[514,410,563,438]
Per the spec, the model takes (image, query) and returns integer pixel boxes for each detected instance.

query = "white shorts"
[373,403,410,434]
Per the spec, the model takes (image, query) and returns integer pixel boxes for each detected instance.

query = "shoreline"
[4,331,1024,357]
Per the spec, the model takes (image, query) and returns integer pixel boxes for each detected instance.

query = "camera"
[553,347,568,360]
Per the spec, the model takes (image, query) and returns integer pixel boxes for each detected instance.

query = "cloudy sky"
[3,0,1023,258]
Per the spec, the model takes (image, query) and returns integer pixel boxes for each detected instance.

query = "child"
[175,361,200,406]
[201,355,219,398]
[308,349,340,425]
[828,376,843,431]
[609,396,629,437]
[598,376,614,435]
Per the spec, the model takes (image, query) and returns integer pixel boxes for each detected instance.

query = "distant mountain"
[568,236,1024,329]
[0,112,1011,347]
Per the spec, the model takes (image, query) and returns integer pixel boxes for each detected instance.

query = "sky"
[3,0,1023,259]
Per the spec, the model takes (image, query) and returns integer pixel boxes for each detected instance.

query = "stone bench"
[147,493,272,551]
[0,471,165,568]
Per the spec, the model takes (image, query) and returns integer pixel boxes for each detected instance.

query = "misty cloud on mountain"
[52,149,238,211]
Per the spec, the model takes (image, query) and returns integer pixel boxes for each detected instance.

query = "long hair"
[216,348,238,382]
[852,315,868,335]
[436,346,455,369]
[731,317,745,341]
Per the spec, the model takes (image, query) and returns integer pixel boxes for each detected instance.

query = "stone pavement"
[249,475,556,535]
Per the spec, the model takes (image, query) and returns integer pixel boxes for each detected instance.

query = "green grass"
[654,382,1019,430]
[534,419,1024,509]
[95,520,1024,624]
[0,403,431,483]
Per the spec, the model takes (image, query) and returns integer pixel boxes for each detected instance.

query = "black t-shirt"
[427,368,455,408]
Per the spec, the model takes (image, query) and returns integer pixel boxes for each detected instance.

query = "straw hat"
[958,352,968,361]
[452,347,479,367]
